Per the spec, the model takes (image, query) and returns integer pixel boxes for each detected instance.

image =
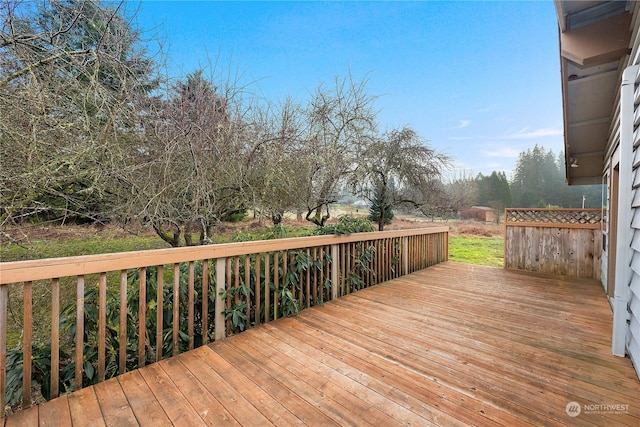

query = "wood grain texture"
[4,262,639,426]
[505,225,602,280]
[0,228,448,284]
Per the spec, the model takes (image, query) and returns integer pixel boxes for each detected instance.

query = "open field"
[1,218,503,264]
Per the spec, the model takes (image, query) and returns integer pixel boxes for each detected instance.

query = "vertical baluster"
[226,258,232,334]
[367,241,372,286]
[283,251,288,303]
[244,256,251,327]
[353,242,358,290]
[388,238,392,279]
[380,239,385,282]
[156,265,164,361]
[255,254,261,326]
[381,239,385,281]
[374,240,380,285]
[50,278,60,398]
[264,253,270,323]
[311,247,318,306]
[119,271,127,375]
[273,252,279,320]
[340,244,346,296]
[391,239,395,279]
[98,272,107,382]
[138,267,146,367]
[188,261,195,350]
[325,245,331,301]
[75,276,84,390]
[234,257,240,332]
[306,248,311,308]
[289,251,296,304]
[172,263,179,356]
[22,281,32,408]
[353,242,357,287]
[331,244,339,300]
[408,235,412,272]
[201,261,209,344]
[344,243,349,294]
[0,284,7,416]
[385,239,389,280]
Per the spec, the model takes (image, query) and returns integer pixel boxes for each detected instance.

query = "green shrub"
[314,216,375,235]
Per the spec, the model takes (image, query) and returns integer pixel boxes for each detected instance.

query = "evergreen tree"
[475,171,512,208]
[510,146,603,208]
[368,183,394,231]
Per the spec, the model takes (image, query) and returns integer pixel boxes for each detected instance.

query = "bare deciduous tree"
[443,170,478,214]
[246,98,307,225]
[119,69,252,246]
[300,75,378,226]
[351,126,450,230]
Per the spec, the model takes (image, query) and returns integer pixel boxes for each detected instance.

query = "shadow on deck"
[5,262,640,426]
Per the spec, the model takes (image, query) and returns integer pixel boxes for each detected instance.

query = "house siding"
[628,120,640,372]
[626,4,640,378]
[602,2,640,378]
[619,22,640,376]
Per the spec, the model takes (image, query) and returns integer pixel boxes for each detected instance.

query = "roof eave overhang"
[556,2,632,185]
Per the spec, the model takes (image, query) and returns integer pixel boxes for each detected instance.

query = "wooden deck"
[4,262,640,426]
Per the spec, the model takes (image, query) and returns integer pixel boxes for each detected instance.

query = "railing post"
[331,244,339,300]
[22,281,32,409]
[445,231,449,262]
[75,276,84,391]
[0,285,7,419]
[402,237,409,276]
[215,258,226,341]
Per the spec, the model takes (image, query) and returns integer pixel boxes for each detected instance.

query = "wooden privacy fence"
[504,209,602,279]
[0,227,447,417]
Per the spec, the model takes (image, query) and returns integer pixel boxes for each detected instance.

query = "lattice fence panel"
[506,209,602,225]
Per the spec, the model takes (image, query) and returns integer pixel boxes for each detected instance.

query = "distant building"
[459,206,495,223]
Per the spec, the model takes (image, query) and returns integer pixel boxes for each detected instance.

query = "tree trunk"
[271,212,283,225]
[153,222,181,247]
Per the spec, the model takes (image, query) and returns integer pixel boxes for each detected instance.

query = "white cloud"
[505,127,562,139]
[444,119,471,130]
[482,147,520,158]
[446,126,562,143]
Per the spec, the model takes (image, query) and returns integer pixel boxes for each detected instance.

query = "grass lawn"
[448,235,504,267]
[2,227,504,267]
[1,235,169,262]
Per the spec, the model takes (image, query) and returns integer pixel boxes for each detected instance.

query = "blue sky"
[135,1,563,178]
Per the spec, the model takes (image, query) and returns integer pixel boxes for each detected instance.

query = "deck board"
[4,262,640,426]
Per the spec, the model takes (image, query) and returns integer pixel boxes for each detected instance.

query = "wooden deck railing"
[504,208,602,279]
[0,227,447,416]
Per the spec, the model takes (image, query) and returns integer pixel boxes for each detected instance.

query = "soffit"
[556,1,632,185]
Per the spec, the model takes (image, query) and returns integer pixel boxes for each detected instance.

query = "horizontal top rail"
[0,227,448,285]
